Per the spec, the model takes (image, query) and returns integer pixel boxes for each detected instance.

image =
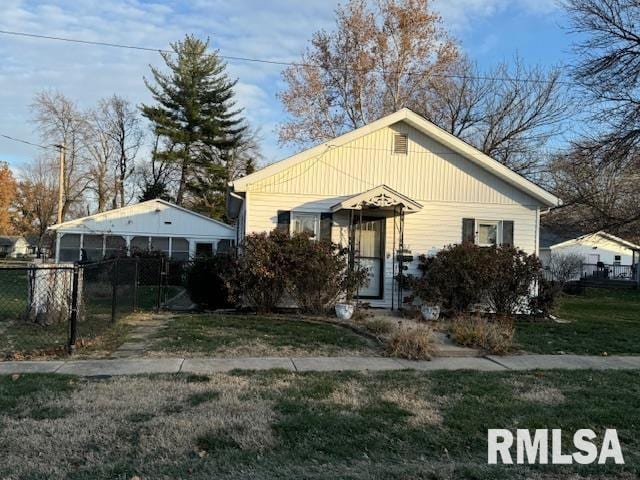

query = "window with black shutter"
[276,210,290,233]
[320,212,333,242]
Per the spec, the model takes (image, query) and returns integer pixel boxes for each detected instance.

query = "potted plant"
[335,262,368,320]
[420,303,441,321]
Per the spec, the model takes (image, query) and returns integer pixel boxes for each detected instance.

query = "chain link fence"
[0,258,170,359]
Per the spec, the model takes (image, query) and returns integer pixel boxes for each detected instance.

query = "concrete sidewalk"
[2,354,640,376]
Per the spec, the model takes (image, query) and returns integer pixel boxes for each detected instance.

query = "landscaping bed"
[146,314,381,357]
[1,369,639,479]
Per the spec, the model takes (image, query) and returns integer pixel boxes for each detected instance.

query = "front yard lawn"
[147,314,380,357]
[1,369,639,479]
[516,288,640,355]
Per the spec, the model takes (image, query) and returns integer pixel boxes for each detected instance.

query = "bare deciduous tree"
[278,0,459,146]
[565,0,640,153]
[425,57,571,176]
[278,0,570,178]
[31,91,89,221]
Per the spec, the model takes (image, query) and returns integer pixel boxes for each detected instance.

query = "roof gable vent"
[393,133,408,154]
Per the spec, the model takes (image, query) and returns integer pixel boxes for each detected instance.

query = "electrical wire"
[0,133,53,150]
[0,29,572,86]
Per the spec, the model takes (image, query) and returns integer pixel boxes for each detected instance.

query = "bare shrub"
[386,325,435,360]
[450,315,514,355]
[547,253,584,285]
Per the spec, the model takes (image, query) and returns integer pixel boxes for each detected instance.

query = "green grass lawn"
[0,369,638,479]
[149,314,379,357]
[516,288,640,355]
[0,268,28,320]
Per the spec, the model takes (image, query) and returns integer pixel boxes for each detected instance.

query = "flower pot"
[335,303,355,320]
[420,304,440,321]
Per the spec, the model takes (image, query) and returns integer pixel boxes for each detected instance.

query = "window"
[195,243,214,257]
[614,255,621,266]
[462,218,514,247]
[477,221,500,247]
[393,133,408,154]
[150,237,169,257]
[171,237,189,261]
[291,212,320,240]
[130,236,149,255]
[104,235,126,259]
[217,239,234,255]
[83,234,104,262]
[59,234,80,262]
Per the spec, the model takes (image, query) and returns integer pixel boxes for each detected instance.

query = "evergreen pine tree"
[141,35,246,218]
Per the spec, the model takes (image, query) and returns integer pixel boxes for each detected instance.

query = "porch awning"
[330,184,422,213]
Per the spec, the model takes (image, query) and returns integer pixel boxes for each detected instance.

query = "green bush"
[185,256,234,310]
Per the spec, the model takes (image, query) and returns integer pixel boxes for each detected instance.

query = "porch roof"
[330,184,422,213]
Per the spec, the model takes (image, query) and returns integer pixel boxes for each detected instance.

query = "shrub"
[547,253,584,285]
[450,316,514,355]
[406,243,542,316]
[483,246,541,316]
[286,234,368,314]
[386,325,435,360]
[225,231,291,313]
[364,318,395,335]
[225,230,367,314]
[185,256,234,310]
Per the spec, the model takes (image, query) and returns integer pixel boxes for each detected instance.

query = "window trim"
[290,211,320,240]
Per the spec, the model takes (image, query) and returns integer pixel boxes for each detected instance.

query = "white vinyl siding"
[245,192,537,308]
[245,124,539,206]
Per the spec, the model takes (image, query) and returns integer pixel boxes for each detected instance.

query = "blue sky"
[0,0,572,171]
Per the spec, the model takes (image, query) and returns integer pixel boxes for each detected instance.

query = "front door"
[356,219,384,298]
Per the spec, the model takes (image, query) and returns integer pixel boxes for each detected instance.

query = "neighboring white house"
[227,108,561,309]
[49,199,235,263]
[0,236,29,258]
[540,230,640,281]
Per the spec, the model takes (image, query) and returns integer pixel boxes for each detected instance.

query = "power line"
[0,133,52,150]
[0,29,572,86]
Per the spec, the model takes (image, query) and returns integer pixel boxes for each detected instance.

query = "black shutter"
[320,212,333,242]
[502,221,514,247]
[276,210,290,233]
[462,218,475,244]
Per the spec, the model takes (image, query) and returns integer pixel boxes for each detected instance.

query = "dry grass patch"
[518,386,566,405]
[450,315,514,355]
[327,379,368,408]
[386,324,435,360]
[380,388,443,426]
[0,374,275,478]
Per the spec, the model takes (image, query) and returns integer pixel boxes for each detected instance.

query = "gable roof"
[231,108,561,207]
[49,199,234,232]
[550,231,640,251]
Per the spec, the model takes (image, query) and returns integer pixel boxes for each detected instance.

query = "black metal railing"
[581,263,637,281]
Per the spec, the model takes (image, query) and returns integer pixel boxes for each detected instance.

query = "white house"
[49,199,235,263]
[227,108,561,309]
[540,230,640,281]
[0,236,29,258]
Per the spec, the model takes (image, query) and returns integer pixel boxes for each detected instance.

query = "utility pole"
[54,144,65,224]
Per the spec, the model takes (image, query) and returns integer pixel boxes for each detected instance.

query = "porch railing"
[581,263,636,281]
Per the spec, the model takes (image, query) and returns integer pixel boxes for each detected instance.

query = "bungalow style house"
[227,108,562,309]
[0,236,29,258]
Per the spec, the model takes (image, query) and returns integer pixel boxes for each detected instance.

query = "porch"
[330,184,423,310]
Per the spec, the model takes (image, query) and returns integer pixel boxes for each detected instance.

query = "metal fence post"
[133,257,139,311]
[156,257,164,312]
[67,265,80,355]
[111,258,118,323]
